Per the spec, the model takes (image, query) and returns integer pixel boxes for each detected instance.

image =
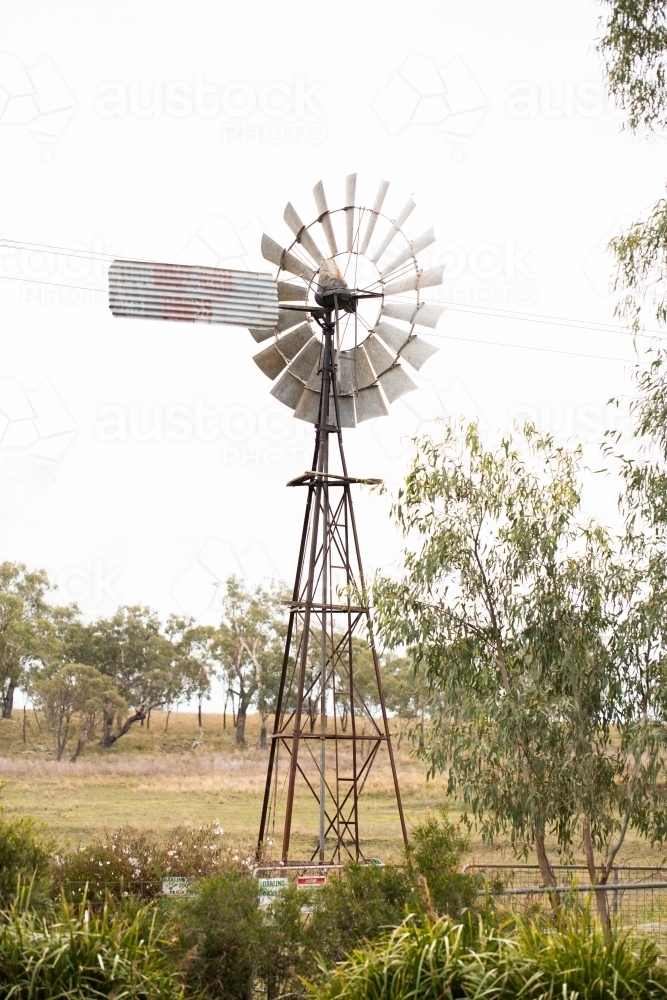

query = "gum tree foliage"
[69,606,191,746]
[372,421,667,939]
[213,577,287,747]
[0,562,57,719]
[30,662,125,761]
[164,617,216,730]
[598,1,667,328]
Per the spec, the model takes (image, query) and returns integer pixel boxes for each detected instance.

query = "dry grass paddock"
[0,710,447,859]
[0,709,664,866]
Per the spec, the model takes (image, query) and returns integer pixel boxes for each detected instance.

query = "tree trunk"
[22,703,27,744]
[236,699,249,745]
[2,682,15,718]
[164,707,172,731]
[534,822,556,886]
[583,815,612,944]
[146,707,151,730]
[98,710,146,747]
[260,712,268,749]
[198,694,202,729]
[70,737,86,762]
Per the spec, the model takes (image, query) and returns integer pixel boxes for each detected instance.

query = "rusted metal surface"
[108,260,278,327]
[257,305,408,865]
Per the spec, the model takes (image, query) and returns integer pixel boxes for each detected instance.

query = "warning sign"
[297,875,327,888]
[162,876,191,896]
[258,876,289,907]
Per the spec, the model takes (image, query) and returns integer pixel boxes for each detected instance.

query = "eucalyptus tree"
[77,606,187,746]
[0,562,56,718]
[165,616,216,729]
[598,0,667,328]
[31,663,125,761]
[214,577,286,747]
[372,420,667,938]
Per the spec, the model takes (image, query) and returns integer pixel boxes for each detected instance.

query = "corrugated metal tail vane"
[108,260,279,328]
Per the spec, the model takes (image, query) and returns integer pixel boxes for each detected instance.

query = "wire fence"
[57,864,667,950]
[465,865,667,948]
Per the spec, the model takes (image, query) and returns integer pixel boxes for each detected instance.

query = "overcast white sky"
[0,0,661,629]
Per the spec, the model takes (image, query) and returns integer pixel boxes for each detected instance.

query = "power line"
[421,329,635,364]
[1,235,660,339]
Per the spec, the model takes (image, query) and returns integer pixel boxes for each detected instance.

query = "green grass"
[0,711,446,860]
[1,710,666,869]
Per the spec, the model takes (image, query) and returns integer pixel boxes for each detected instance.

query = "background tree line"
[0,569,427,761]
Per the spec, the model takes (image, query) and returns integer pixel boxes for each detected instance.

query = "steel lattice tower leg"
[257,310,408,865]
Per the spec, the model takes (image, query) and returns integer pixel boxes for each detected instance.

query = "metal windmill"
[108,174,446,865]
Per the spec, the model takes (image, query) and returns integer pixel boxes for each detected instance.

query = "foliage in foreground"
[52,821,251,903]
[0,897,182,1000]
[170,813,476,1000]
[0,816,52,911]
[309,909,667,1000]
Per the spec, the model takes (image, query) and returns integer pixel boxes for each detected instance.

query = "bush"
[0,816,52,911]
[52,822,252,903]
[171,869,261,1000]
[306,862,418,970]
[308,909,667,1000]
[407,810,478,918]
[0,897,182,1000]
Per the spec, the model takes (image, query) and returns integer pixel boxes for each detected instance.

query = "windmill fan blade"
[277,323,312,360]
[339,345,376,390]
[399,335,439,370]
[338,395,356,427]
[383,264,445,296]
[417,265,447,290]
[382,301,447,328]
[287,337,322,381]
[278,280,307,302]
[294,388,321,424]
[284,203,324,265]
[261,234,315,283]
[379,226,436,279]
[332,393,356,428]
[276,308,305,333]
[313,181,338,256]
[345,173,356,252]
[253,343,287,380]
[364,334,396,376]
[374,319,410,353]
[378,364,418,404]
[356,385,388,422]
[372,198,416,264]
[360,180,390,255]
[271,369,306,409]
[248,327,275,343]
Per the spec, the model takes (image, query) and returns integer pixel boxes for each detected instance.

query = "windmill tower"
[108,174,445,865]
